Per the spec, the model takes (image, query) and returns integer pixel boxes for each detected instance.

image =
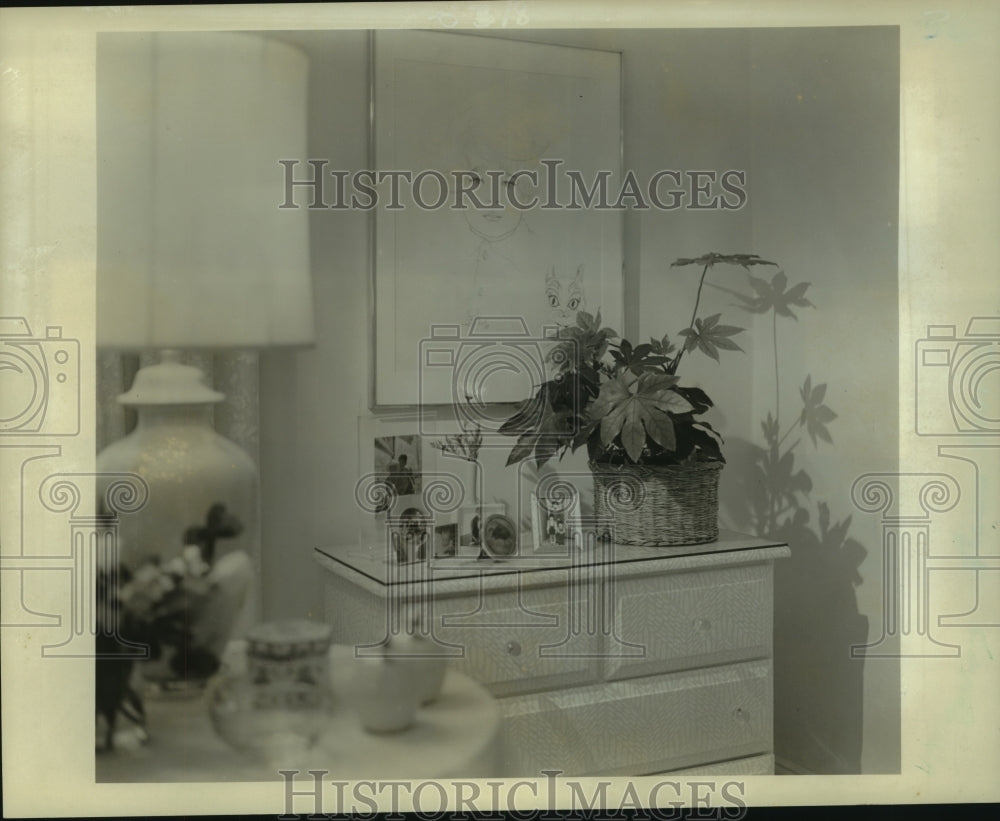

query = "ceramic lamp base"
[96,355,259,693]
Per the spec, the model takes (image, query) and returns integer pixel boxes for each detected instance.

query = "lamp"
[95,32,313,693]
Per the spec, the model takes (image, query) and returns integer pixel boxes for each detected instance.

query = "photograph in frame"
[357,413,436,553]
[457,501,506,557]
[433,522,459,557]
[531,487,582,555]
[480,512,519,559]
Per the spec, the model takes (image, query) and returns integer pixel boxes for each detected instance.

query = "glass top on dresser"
[316,530,788,589]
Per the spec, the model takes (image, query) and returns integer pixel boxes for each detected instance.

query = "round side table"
[96,644,502,782]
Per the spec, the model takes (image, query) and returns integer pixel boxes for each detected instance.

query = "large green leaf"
[505,431,538,466]
[547,311,618,374]
[677,313,745,362]
[671,252,778,270]
[590,372,693,462]
[498,388,546,436]
[609,338,672,376]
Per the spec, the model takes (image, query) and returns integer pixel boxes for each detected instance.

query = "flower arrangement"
[95,504,250,751]
[430,424,483,463]
[95,547,219,750]
[431,423,486,509]
[119,548,221,668]
[500,253,779,469]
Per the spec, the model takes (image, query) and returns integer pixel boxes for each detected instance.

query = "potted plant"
[500,252,779,546]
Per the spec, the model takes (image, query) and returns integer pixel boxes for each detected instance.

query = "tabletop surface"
[315,529,790,593]
[96,644,503,783]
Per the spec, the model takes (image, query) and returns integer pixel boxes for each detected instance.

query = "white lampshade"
[97,31,313,350]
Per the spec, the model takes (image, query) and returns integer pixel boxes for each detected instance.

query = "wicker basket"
[590,460,723,546]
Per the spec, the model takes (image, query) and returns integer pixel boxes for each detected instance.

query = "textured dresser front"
[317,536,788,777]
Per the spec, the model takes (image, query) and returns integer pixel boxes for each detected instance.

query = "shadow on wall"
[719,269,870,774]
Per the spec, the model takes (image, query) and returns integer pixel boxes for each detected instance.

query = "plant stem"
[776,425,797,449]
[689,263,711,339]
[669,262,711,375]
[767,309,780,535]
[772,310,780,430]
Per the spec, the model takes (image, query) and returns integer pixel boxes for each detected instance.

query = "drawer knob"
[505,640,522,657]
[693,617,712,633]
[733,707,750,723]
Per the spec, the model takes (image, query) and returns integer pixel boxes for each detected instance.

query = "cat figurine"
[545,264,586,323]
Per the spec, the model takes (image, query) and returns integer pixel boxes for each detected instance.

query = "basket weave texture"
[590,460,723,546]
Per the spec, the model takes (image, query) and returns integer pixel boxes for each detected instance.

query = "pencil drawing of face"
[545,265,587,322]
[449,86,561,245]
[461,150,525,243]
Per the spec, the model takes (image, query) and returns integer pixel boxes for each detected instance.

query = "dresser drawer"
[605,564,772,681]
[500,660,772,776]
[434,586,600,697]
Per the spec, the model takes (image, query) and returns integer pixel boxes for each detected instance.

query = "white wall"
[742,27,900,774]
[258,27,899,774]
[259,30,372,623]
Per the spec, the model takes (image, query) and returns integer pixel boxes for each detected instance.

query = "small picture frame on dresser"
[389,506,432,564]
[357,413,438,558]
[457,503,505,558]
[481,513,519,560]
[373,433,423,506]
[433,523,458,557]
[531,488,582,555]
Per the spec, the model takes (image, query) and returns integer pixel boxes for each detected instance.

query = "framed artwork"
[531,488,582,554]
[372,30,623,407]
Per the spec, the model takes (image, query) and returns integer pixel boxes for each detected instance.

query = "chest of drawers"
[315,531,789,776]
